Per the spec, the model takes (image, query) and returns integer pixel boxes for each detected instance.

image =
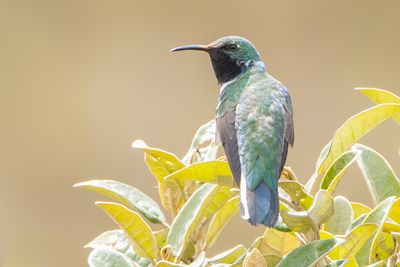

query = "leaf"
[182,120,219,164]
[280,209,313,232]
[132,140,184,215]
[329,224,377,261]
[206,196,239,248]
[309,190,334,225]
[355,87,400,122]
[352,144,400,206]
[251,228,300,258]
[375,231,395,261]
[165,161,236,188]
[243,248,267,267]
[74,180,166,224]
[88,248,140,267]
[96,202,158,260]
[348,214,368,232]
[276,238,342,267]
[278,181,314,209]
[306,142,331,193]
[324,260,346,267]
[86,230,138,259]
[207,245,247,265]
[351,202,371,219]
[154,229,169,249]
[322,150,361,195]
[341,258,359,267]
[167,184,232,258]
[156,261,189,267]
[355,197,397,266]
[324,196,354,235]
[316,103,400,176]
[365,261,386,267]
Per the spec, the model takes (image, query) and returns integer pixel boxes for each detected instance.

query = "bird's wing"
[280,82,294,175]
[236,78,291,191]
[216,110,242,185]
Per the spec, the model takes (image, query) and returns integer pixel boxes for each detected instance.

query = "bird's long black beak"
[170,44,210,53]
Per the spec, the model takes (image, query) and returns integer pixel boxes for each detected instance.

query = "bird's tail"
[239,178,279,227]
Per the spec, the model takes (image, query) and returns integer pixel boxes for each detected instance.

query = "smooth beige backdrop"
[1,1,399,266]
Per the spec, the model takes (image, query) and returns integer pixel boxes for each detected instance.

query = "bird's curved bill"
[170,44,209,52]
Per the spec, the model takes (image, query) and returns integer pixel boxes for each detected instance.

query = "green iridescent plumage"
[172,36,294,227]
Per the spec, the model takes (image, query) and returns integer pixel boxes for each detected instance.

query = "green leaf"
[207,245,247,265]
[278,181,314,209]
[154,229,169,249]
[321,150,361,195]
[324,260,346,267]
[355,87,400,122]
[74,180,166,224]
[348,214,368,232]
[276,238,341,267]
[365,261,386,267]
[132,140,184,216]
[88,248,140,267]
[156,260,189,267]
[205,196,239,248]
[375,231,395,262]
[324,196,354,235]
[316,103,400,176]
[243,248,267,267]
[309,190,334,225]
[96,202,158,260]
[351,202,371,219]
[329,224,377,261]
[251,228,300,257]
[165,161,236,188]
[352,144,400,206]
[167,184,232,258]
[280,209,313,232]
[85,230,139,261]
[355,197,397,266]
[182,120,219,164]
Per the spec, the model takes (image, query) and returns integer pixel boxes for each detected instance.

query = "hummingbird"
[171,36,294,227]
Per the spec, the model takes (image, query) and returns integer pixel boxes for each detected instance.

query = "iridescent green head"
[171,36,262,84]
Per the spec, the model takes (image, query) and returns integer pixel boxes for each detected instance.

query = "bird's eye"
[226,43,238,51]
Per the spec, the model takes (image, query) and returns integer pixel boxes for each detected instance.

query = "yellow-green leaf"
[74,180,166,224]
[280,209,313,232]
[165,161,236,187]
[317,103,400,176]
[309,190,334,225]
[244,248,267,267]
[96,202,158,260]
[322,150,361,195]
[330,224,377,261]
[375,231,395,261]
[355,87,400,122]
[207,244,247,265]
[278,181,314,209]
[206,196,239,248]
[251,228,300,258]
[341,258,359,267]
[154,229,169,249]
[156,260,189,267]
[88,248,140,267]
[324,196,354,235]
[351,202,371,219]
[355,197,397,266]
[277,238,341,267]
[352,144,400,206]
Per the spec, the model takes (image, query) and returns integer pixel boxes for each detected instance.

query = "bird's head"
[171,36,262,84]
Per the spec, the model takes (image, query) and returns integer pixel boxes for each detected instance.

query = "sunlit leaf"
[324,196,354,235]
[348,214,367,232]
[154,229,169,249]
[322,150,361,195]
[278,181,314,209]
[156,260,189,267]
[96,202,158,260]
[207,245,247,265]
[352,144,400,206]
[167,184,232,258]
[355,197,397,266]
[317,103,400,176]
[251,228,300,258]
[280,209,313,232]
[88,248,140,267]
[206,196,239,248]
[309,190,334,225]
[74,180,166,224]
[365,260,386,267]
[132,140,185,215]
[243,248,267,267]
[351,202,371,219]
[324,260,346,267]
[375,231,395,261]
[277,238,341,267]
[341,258,359,267]
[355,87,400,122]
[165,160,236,188]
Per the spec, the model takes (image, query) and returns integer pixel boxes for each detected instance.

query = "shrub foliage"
[76,88,400,267]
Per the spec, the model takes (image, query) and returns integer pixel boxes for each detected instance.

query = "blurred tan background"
[1,0,399,266]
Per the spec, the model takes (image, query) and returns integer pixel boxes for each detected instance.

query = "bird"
[171,36,294,227]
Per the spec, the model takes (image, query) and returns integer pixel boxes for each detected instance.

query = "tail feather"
[240,177,279,227]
